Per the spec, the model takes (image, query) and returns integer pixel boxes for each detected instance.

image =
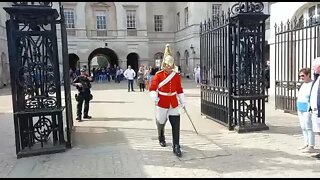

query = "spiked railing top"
[12,2,52,7]
[274,15,320,34]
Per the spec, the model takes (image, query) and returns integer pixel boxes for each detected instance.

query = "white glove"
[150,91,159,103]
[178,93,186,108]
[75,83,82,87]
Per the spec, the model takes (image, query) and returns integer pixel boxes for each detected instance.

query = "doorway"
[126,53,139,74]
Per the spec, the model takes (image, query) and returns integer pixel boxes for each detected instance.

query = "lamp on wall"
[190,44,195,54]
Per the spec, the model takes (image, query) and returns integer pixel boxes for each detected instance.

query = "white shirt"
[124,69,136,80]
[297,81,312,103]
[310,77,320,110]
[194,67,200,75]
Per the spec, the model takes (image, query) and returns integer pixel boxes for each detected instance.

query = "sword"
[182,106,199,135]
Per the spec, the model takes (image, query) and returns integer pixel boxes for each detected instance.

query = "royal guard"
[149,44,186,157]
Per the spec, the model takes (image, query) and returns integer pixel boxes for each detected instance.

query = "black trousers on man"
[128,79,134,91]
[76,92,91,118]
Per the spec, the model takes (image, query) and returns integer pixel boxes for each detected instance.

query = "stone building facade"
[0,2,271,87]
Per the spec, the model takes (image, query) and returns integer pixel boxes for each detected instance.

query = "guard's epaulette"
[155,70,164,74]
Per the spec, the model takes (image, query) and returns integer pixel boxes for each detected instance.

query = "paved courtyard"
[0,79,320,177]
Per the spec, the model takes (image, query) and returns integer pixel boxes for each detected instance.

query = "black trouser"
[169,115,180,146]
[156,115,180,145]
[115,75,119,83]
[76,92,91,117]
[128,79,134,91]
[139,83,145,91]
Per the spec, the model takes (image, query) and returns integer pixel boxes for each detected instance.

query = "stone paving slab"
[1,79,320,177]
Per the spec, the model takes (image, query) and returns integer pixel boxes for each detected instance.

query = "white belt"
[158,91,177,96]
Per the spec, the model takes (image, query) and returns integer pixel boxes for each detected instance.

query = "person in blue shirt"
[296,68,315,153]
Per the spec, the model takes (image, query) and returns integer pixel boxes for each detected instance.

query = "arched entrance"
[127,53,139,73]
[88,48,119,75]
[69,53,80,71]
[91,55,110,69]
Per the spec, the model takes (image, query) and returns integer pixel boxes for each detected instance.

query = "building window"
[185,50,189,66]
[126,10,136,29]
[184,7,188,27]
[296,4,320,27]
[177,12,180,30]
[154,15,163,32]
[297,15,304,28]
[96,11,107,30]
[309,6,316,17]
[212,4,222,22]
[306,4,320,25]
[64,8,75,28]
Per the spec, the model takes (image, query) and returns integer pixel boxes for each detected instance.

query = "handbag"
[297,102,309,112]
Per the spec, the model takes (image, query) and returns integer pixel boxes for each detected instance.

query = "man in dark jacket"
[73,68,93,122]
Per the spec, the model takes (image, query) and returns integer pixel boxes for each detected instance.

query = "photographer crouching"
[73,68,93,122]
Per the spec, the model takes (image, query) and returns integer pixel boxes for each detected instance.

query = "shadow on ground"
[65,126,320,177]
[90,100,134,104]
[80,117,153,122]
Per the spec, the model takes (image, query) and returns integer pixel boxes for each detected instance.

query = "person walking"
[310,57,320,159]
[149,44,186,157]
[149,66,157,88]
[265,61,270,102]
[145,66,151,91]
[115,66,121,83]
[296,68,315,153]
[137,66,146,92]
[193,65,201,87]
[124,65,136,92]
[73,68,93,122]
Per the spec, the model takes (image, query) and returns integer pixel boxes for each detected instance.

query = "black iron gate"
[200,2,269,132]
[4,2,72,158]
[275,17,320,114]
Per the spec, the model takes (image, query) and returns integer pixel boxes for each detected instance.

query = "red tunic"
[149,70,184,109]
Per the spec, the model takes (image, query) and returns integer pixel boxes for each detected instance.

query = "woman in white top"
[297,68,315,153]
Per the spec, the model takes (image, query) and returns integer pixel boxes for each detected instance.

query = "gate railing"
[4,2,72,158]
[200,12,231,128]
[200,2,270,132]
[275,16,320,114]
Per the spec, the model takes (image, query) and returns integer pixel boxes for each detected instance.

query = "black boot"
[156,121,166,147]
[76,116,82,122]
[169,115,182,157]
[173,144,182,157]
[83,115,92,119]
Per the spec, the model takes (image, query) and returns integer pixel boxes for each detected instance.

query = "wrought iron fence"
[4,2,72,158]
[275,16,320,114]
[200,2,269,132]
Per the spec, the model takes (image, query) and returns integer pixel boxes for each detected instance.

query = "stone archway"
[88,48,119,75]
[69,53,80,71]
[127,53,139,73]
